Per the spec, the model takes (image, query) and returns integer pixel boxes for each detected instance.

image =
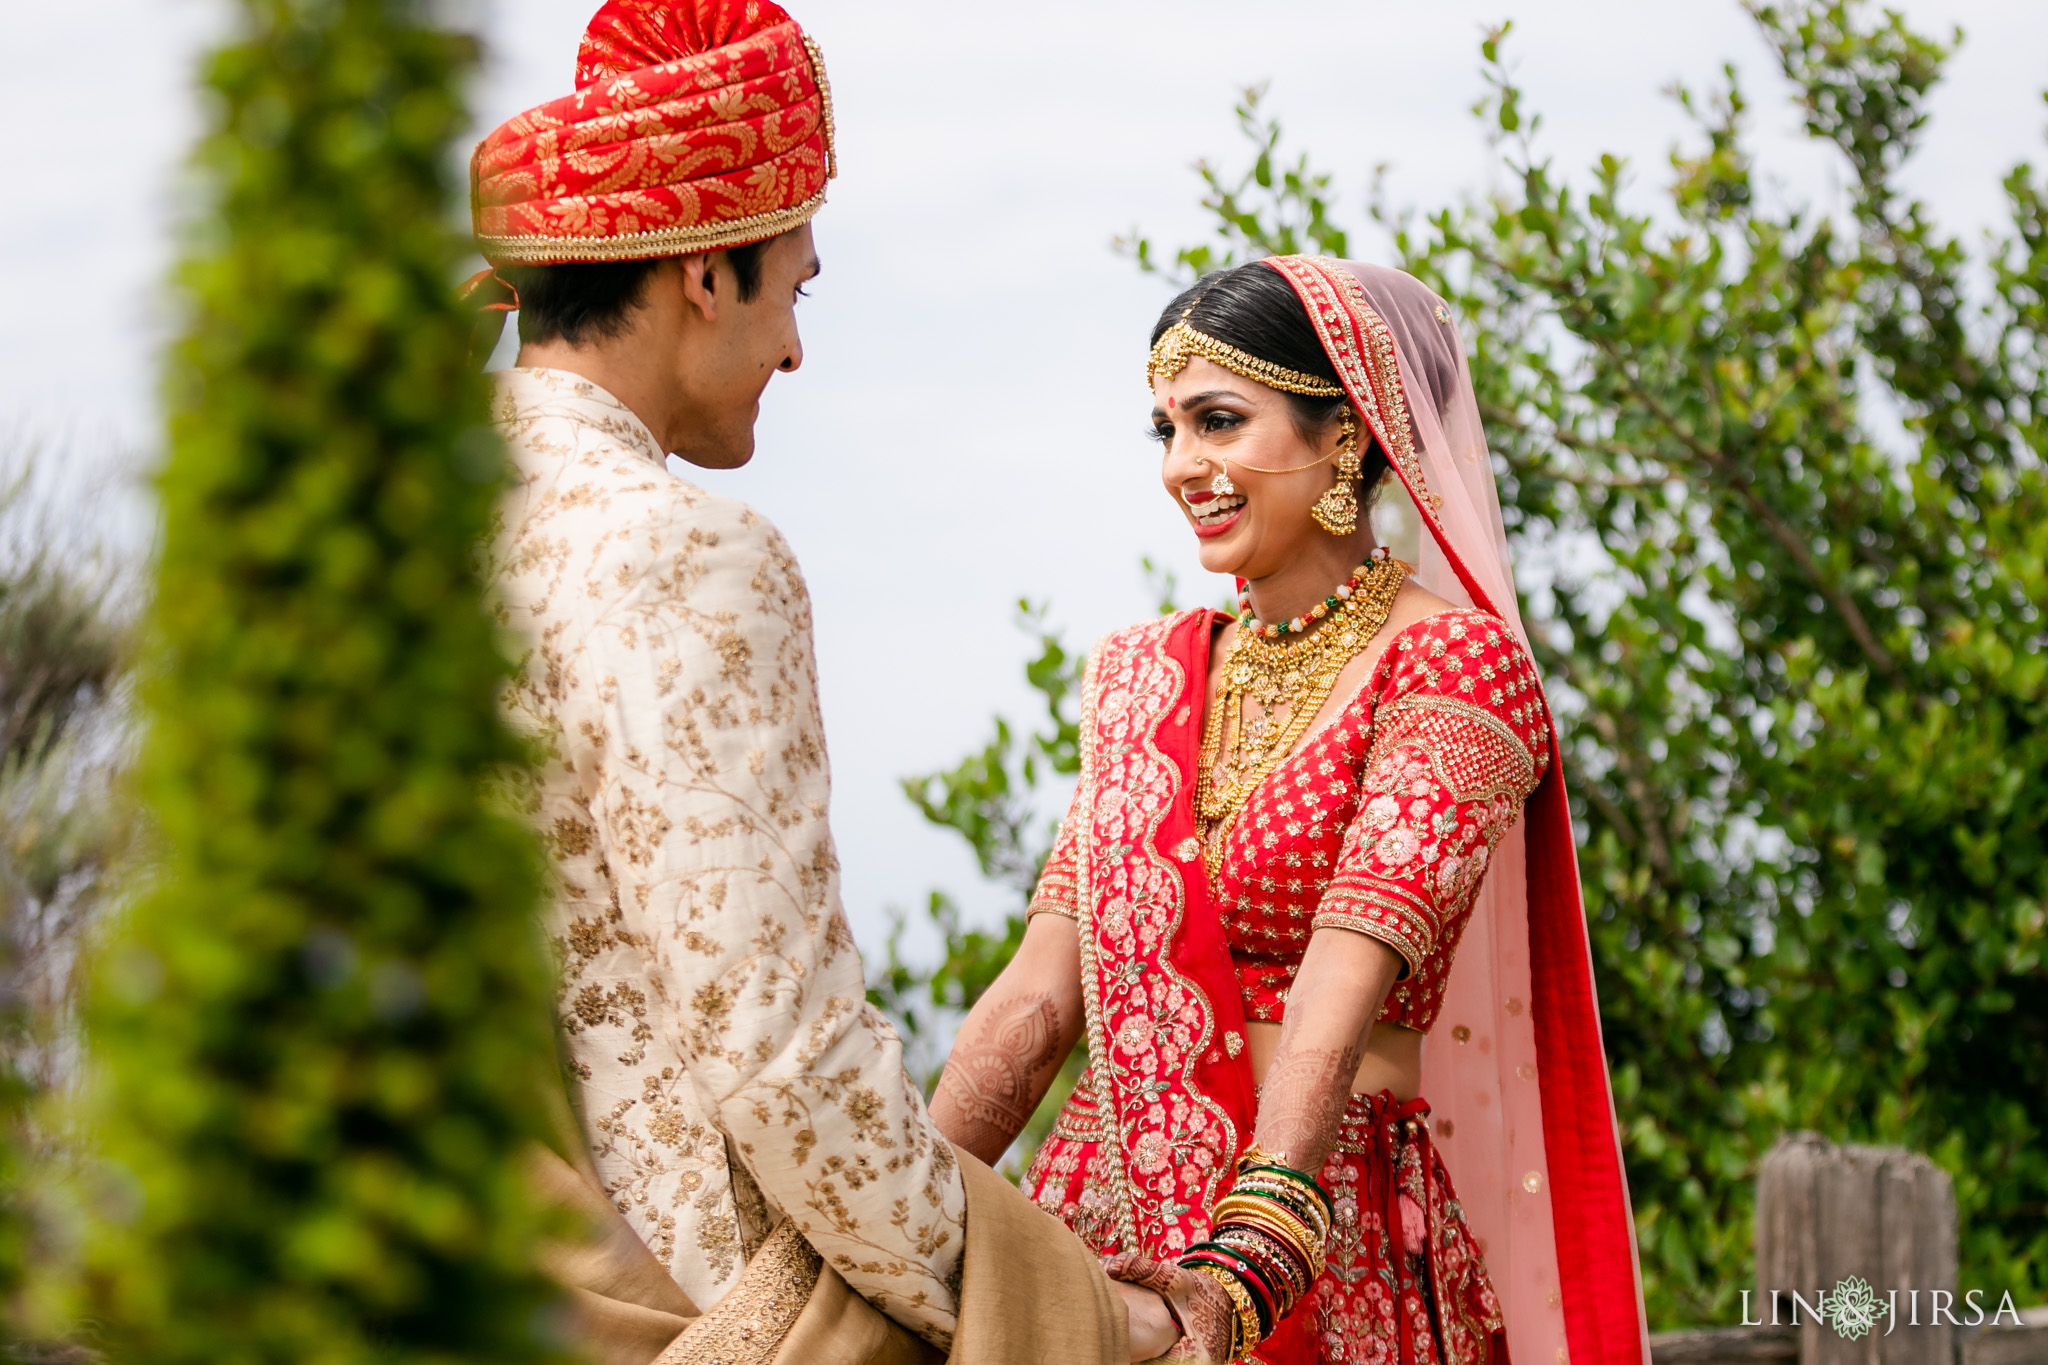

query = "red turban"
[471,0,835,265]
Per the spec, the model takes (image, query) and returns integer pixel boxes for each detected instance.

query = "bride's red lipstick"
[1183,488,1245,539]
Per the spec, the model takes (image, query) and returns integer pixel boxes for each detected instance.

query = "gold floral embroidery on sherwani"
[489,368,965,1346]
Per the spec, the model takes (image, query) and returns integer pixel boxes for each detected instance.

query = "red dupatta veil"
[1065,257,1647,1365]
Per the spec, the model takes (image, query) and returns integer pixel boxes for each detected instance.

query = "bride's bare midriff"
[1245,1019,1424,1102]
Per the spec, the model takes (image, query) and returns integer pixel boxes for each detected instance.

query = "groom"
[473,3,1170,1362]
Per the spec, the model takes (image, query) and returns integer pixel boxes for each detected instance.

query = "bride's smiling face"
[1151,357,1347,580]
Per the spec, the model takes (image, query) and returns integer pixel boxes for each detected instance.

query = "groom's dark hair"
[505,239,772,347]
[1154,262,1392,492]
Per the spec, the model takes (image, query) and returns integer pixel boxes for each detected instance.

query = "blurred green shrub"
[0,461,130,1351]
[61,2,570,1361]
[1118,0,2047,1327]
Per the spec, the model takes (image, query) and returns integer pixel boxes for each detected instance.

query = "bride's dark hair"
[1153,262,1392,492]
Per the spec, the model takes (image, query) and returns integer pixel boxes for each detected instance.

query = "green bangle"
[1237,1162,1337,1223]
[1232,1174,1334,1238]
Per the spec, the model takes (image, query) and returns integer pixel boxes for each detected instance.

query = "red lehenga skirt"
[1023,1083,1509,1365]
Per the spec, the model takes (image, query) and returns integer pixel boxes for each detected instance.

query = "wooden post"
[1755,1133,1958,1365]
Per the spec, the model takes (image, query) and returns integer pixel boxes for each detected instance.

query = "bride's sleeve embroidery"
[1314,613,1551,976]
[1026,794,1083,921]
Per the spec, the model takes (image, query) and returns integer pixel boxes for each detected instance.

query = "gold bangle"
[1214,1194,1325,1250]
[1235,1155,1336,1215]
[1233,1152,1337,1224]
[1213,1202,1327,1279]
[1237,1143,1299,1172]
[1229,1176,1333,1239]
[1237,1147,1333,1198]
[1192,1263,1259,1358]
[1227,1222,1324,1286]
[1211,1225,1314,1309]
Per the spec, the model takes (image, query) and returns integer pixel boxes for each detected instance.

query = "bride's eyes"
[1148,410,1246,444]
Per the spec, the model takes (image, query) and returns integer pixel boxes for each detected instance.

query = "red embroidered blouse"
[1030,608,1551,1033]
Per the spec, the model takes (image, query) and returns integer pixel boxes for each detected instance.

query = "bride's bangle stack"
[1179,1145,1336,1358]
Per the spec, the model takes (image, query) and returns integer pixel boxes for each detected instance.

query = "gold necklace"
[1194,554,1409,878]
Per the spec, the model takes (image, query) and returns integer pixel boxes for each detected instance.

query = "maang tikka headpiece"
[1146,310,1346,398]
[1149,307,1350,499]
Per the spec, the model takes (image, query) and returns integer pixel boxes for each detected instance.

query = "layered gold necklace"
[1194,553,1409,878]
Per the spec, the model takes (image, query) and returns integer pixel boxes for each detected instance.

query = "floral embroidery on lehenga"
[1312,1094,1504,1365]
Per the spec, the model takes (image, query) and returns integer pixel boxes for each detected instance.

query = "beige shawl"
[532,1139,1129,1365]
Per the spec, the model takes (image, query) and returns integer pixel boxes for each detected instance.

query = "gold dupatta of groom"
[530,1133,1128,1365]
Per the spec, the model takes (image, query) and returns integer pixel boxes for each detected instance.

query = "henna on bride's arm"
[929,913,1084,1167]
[1249,926,1404,1176]
[1253,1043,1362,1178]
[928,991,1067,1167]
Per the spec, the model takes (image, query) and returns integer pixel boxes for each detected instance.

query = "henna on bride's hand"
[1103,1249,1178,1295]
[1166,1266,1236,1362]
[1103,1251,1235,1362]
[1255,1043,1361,1176]
[928,992,1064,1166]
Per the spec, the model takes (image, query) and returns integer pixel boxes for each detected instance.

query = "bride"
[929,258,1647,1365]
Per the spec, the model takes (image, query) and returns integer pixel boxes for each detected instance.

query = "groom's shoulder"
[604,476,804,608]
[501,457,804,630]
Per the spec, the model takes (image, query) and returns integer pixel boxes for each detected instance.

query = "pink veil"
[1262,257,1650,1365]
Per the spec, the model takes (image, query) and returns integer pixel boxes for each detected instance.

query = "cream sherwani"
[489,368,965,1347]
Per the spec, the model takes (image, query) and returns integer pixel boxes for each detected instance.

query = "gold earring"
[1209,460,1236,496]
[1310,409,1363,536]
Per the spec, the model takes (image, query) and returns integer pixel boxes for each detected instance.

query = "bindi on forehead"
[1167,396,1175,407]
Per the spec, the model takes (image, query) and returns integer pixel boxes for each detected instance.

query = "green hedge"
[74,2,568,1360]
[0,472,130,1341]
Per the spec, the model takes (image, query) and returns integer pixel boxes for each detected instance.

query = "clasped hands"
[1104,1250,1237,1362]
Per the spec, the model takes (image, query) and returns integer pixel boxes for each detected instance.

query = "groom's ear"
[677,254,720,323]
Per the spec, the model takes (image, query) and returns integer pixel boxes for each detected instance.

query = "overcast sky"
[3,0,2043,960]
